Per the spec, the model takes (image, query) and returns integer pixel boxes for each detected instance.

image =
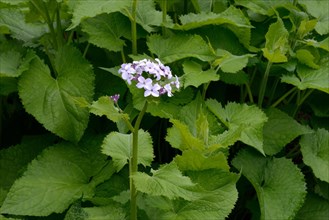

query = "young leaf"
[81,13,131,52]
[0,143,105,216]
[300,128,329,183]
[261,18,289,63]
[263,108,311,155]
[101,130,154,171]
[147,34,216,63]
[18,46,94,142]
[90,96,129,123]
[213,49,255,73]
[166,119,205,151]
[182,60,219,88]
[281,59,329,94]
[67,0,131,30]
[296,49,320,69]
[232,148,307,220]
[131,162,199,201]
[206,100,267,154]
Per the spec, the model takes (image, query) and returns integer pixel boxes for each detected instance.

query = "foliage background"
[0,0,328,219]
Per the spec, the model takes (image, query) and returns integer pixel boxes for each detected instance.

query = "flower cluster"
[118,59,180,97]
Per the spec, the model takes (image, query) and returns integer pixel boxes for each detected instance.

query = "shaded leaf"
[300,128,329,183]
[296,49,319,69]
[0,50,35,77]
[232,148,307,220]
[295,193,329,220]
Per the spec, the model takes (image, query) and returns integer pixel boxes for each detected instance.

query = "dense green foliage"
[0,0,328,219]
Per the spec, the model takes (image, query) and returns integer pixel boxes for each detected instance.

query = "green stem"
[292,89,314,117]
[245,83,254,104]
[258,61,272,107]
[162,0,167,36]
[55,2,63,48]
[267,78,279,106]
[82,43,90,58]
[121,49,127,63]
[271,87,297,108]
[42,1,58,50]
[131,0,138,55]
[130,101,148,220]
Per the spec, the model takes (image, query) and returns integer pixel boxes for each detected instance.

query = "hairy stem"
[130,101,148,220]
[258,61,272,107]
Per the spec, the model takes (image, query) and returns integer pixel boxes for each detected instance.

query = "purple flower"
[144,83,161,97]
[110,94,120,103]
[136,76,153,90]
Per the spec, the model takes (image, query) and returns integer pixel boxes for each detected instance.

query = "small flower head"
[118,59,180,97]
[110,94,120,103]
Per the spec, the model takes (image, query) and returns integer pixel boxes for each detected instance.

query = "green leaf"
[262,18,289,63]
[174,150,229,171]
[213,49,255,73]
[263,108,311,155]
[304,37,329,52]
[90,96,129,123]
[232,148,307,220]
[0,142,106,216]
[295,193,329,220]
[0,50,35,77]
[18,46,94,142]
[182,60,219,88]
[0,8,47,43]
[296,49,320,69]
[0,135,55,206]
[207,125,244,151]
[132,162,198,201]
[299,0,329,35]
[166,119,205,151]
[171,6,252,48]
[220,70,249,85]
[206,100,267,154]
[300,128,329,183]
[141,168,239,219]
[147,34,216,63]
[81,13,130,52]
[67,0,131,30]
[83,204,126,220]
[297,19,317,39]
[281,58,329,94]
[101,130,154,171]
[0,77,17,95]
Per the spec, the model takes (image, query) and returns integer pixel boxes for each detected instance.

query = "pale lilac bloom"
[144,83,161,97]
[164,84,173,97]
[136,76,153,90]
[110,94,120,103]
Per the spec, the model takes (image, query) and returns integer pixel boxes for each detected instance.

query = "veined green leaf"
[220,70,249,85]
[300,128,329,183]
[0,8,47,43]
[67,0,131,30]
[281,58,329,94]
[304,37,329,52]
[299,0,329,35]
[232,149,307,220]
[166,119,205,151]
[0,142,106,216]
[234,0,275,16]
[83,204,126,220]
[132,162,199,201]
[263,108,311,155]
[213,49,255,73]
[182,60,219,88]
[18,46,94,142]
[170,6,252,48]
[90,96,129,123]
[0,50,35,77]
[206,100,267,154]
[297,19,317,39]
[147,34,216,63]
[295,193,329,220]
[262,18,289,63]
[81,13,130,52]
[101,130,154,171]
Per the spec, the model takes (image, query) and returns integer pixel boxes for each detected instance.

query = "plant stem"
[130,101,148,220]
[162,0,167,36]
[131,0,138,55]
[292,89,314,117]
[258,61,272,107]
[82,43,90,58]
[245,83,254,103]
[271,87,297,108]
